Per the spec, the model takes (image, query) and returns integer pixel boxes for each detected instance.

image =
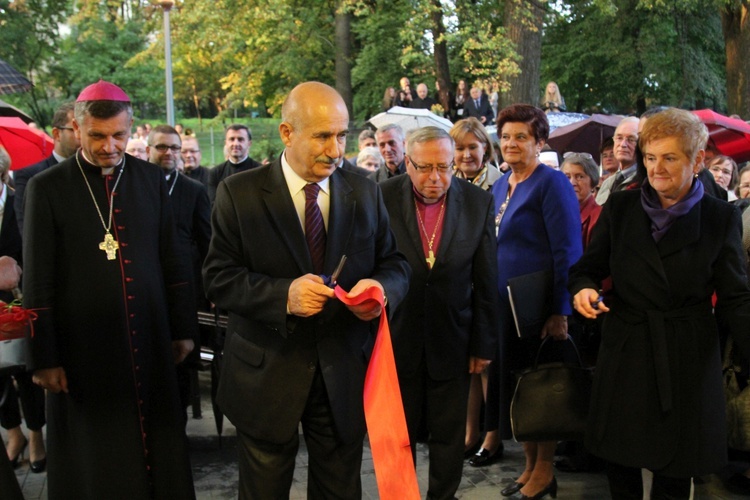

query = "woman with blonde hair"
[450,117,501,191]
[541,81,566,113]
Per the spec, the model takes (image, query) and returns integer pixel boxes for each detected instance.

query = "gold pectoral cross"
[426,250,435,269]
[99,232,119,260]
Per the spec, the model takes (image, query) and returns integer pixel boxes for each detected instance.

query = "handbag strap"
[533,336,585,369]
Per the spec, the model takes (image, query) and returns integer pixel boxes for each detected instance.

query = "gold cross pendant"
[99,232,119,260]
[426,250,435,269]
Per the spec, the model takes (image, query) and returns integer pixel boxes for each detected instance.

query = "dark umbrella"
[0,59,32,95]
[547,114,624,159]
[211,308,227,447]
[0,99,34,124]
[693,109,750,163]
[0,117,53,170]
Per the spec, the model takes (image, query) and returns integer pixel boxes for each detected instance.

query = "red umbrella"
[0,117,53,170]
[547,114,624,159]
[692,109,750,163]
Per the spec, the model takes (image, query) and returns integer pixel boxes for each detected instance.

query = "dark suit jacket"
[203,159,410,444]
[463,95,494,124]
[381,176,499,380]
[169,172,211,309]
[569,189,750,476]
[14,155,58,236]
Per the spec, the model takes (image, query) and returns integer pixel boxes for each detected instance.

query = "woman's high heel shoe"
[508,477,557,500]
[501,480,525,496]
[8,437,28,469]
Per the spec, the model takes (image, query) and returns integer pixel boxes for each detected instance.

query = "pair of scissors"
[323,255,347,288]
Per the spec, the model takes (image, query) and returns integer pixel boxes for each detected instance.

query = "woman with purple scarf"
[569,108,750,500]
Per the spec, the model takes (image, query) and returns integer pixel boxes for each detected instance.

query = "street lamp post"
[158,0,175,126]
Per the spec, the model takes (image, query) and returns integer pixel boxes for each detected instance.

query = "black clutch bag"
[510,336,593,442]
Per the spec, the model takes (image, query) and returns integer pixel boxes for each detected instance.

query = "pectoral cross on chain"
[99,232,119,260]
[426,250,436,269]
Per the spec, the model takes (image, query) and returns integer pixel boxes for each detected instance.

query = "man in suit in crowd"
[147,125,211,418]
[596,117,640,204]
[369,123,407,183]
[180,136,209,187]
[464,87,494,125]
[14,102,80,235]
[380,126,499,500]
[207,124,262,204]
[203,81,411,499]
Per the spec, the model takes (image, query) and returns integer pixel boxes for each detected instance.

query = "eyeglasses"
[563,152,593,160]
[56,126,74,132]
[152,144,181,153]
[614,134,638,145]
[406,155,454,174]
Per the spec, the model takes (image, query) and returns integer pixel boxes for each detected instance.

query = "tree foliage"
[0,0,744,125]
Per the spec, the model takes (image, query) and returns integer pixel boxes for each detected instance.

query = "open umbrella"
[547,114,623,159]
[547,112,590,133]
[693,109,750,163]
[368,106,453,133]
[0,99,34,124]
[0,117,53,170]
[0,59,32,95]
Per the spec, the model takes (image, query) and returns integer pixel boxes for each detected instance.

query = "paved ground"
[4,371,748,499]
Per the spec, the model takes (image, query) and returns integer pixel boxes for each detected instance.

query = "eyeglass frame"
[405,154,454,174]
[152,144,182,153]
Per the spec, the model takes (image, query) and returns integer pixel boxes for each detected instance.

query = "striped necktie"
[304,183,326,274]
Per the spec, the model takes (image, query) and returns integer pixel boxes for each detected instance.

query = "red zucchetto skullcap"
[76,80,130,102]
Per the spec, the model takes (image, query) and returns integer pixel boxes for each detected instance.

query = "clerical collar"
[412,185,446,205]
[228,155,249,165]
[80,150,124,175]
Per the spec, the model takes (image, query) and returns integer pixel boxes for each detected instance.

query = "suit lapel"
[621,197,669,289]
[325,170,354,274]
[261,161,311,274]
[397,177,429,270]
[435,180,461,267]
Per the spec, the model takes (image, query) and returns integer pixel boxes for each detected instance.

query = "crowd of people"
[1,76,750,500]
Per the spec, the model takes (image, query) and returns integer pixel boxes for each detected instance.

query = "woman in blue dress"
[489,104,582,500]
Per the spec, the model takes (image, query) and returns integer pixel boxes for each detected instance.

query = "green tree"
[0,0,74,126]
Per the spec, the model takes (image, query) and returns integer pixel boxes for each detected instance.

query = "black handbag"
[510,336,593,442]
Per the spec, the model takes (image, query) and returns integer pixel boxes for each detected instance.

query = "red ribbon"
[334,285,420,500]
[0,302,39,340]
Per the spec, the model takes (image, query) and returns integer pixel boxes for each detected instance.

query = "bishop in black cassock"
[23,81,196,499]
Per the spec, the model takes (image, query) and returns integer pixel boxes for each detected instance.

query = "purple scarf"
[640,178,704,242]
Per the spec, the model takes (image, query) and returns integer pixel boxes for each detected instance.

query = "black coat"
[14,154,58,236]
[168,172,211,310]
[381,175,499,380]
[207,156,262,204]
[203,160,410,445]
[569,189,750,477]
[23,154,196,498]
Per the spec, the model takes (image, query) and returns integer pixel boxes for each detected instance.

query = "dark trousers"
[0,372,45,431]
[400,358,471,500]
[606,462,691,500]
[237,368,363,500]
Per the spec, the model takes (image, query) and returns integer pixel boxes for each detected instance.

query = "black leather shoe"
[463,439,481,459]
[30,457,46,473]
[507,477,557,500]
[501,480,525,496]
[468,444,503,467]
